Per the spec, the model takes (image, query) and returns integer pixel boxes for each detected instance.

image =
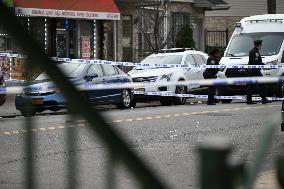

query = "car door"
[101,65,123,103]
[192,54,207,80]
[84,64,106,104]
[184,54,206,91]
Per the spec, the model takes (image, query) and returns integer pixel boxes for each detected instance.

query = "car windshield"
[137,55,183,69]
[35,63,87,81]
[225,32,284,57]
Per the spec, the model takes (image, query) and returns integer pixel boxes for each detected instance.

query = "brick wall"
[205,16,244,38]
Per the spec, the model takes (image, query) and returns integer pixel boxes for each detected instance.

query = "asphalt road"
[0,100,283,189]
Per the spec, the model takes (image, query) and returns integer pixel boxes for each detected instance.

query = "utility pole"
[267,0,277,14]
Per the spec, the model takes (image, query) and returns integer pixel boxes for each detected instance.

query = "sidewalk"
[255,170,280,189]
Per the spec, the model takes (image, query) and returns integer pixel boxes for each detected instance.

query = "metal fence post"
[197,137,233,189]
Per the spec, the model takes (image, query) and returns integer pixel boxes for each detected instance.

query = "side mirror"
[84,73,98,81]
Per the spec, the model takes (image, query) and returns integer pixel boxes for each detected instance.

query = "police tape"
[52,57,284,69]
[1,76,284,95]
[0,85,282,102]
[0,53,26,58]
[1,53,283,69]
[133,91,284,101]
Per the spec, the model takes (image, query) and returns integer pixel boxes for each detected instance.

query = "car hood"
[24,78,83,93]
[220,55,279,65]
[128,68,180,78]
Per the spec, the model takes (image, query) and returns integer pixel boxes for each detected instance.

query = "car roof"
[147,50,208,57]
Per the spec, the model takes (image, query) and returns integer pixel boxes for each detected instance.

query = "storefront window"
[30,18,45,49]
[79,20,93,59]
[55,19,77,58]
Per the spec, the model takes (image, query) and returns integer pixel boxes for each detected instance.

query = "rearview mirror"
[84,73,98,81]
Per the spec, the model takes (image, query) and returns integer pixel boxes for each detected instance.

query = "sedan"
[15,63,134,116]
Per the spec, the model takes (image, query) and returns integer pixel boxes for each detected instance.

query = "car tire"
[173,85,187,105]
[0,93,6,106]
[117,89,132,109]
[274,82,284,98]
[217,88,233,104]
[220,99,233,103]
[21,109,36,117]
[160,99,172,106]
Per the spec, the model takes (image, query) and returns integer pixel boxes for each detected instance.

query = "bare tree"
[135,0,173,54]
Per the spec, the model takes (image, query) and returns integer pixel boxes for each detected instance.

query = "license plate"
[135,88,145,92]
[236,82,246,86]
[32,99,43,105]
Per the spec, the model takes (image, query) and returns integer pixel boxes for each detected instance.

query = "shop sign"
[82,36,91,59]
[15,7,120,20]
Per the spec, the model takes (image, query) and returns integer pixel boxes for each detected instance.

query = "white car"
[128,49,209,106]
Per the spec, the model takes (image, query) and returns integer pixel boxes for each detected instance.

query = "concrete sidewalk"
[255,170,280,189]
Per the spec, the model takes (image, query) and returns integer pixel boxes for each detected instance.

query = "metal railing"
[0,2,283,189]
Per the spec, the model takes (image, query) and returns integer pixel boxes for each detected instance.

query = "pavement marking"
[39,128,47,131]
[135,118,144,121]
[112,120,122,123]
[0,104,281,137]
[77,123,85,127]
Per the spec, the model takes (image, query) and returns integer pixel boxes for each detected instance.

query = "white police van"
[217,14,284,103]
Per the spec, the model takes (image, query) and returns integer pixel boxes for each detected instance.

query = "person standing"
[203,48,221,105]
[246,39,269,104]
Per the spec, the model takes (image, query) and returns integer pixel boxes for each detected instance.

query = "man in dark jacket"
[246,39,269,104]
[203,48,221,105]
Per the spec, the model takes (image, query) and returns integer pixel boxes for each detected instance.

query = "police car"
[128,48,209,106]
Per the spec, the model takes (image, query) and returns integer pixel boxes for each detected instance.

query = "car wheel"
[160,99,172,106]
[217,88,232,104]
[220,99,232,104]
[173,85,187,105]
[0,93,6,106]
[20,109,36,117]
[274,82,284,98]
[118,89,131,109]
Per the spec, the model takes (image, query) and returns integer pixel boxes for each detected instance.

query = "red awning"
[14,0,120,20]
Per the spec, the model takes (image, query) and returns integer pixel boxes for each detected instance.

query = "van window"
[226,32,284,57]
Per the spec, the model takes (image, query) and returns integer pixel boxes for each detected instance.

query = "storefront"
[1,0,120,60]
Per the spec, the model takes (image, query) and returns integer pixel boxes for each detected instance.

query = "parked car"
[15,63,134,116]
[0,69,6,106]
[128,48,209,106]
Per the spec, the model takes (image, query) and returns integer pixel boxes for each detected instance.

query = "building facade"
[0,0,231,64]
[116,0,229,63]
[0,0,120,60]
[205,0,284,40]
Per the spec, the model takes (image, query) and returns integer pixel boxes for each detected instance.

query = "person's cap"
[254,40,263,45]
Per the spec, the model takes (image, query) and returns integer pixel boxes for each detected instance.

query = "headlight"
[219,65,226,72]
[160,73,173,81]
[267,60,278,65]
